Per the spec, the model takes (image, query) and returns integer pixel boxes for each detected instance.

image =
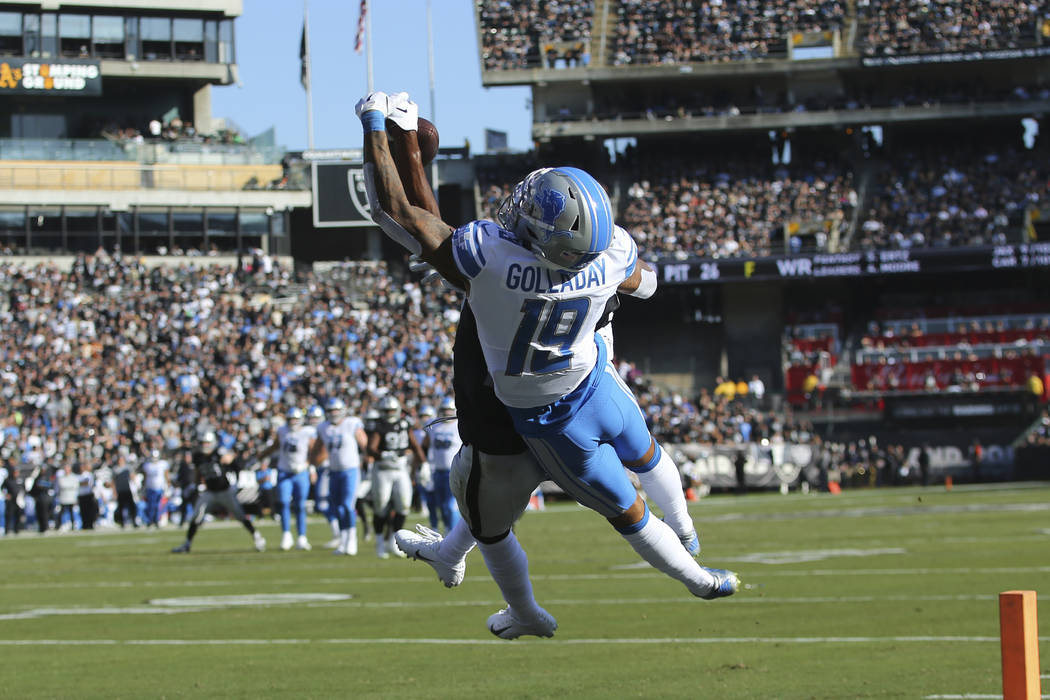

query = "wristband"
[361,110,386,133]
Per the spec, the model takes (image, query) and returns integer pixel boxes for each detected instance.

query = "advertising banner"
[0,57,102,96]
[658,243,1050,285]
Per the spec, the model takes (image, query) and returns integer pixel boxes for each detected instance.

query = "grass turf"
[0,483,1046,699]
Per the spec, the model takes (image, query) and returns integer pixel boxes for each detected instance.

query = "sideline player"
[421,397,461,534]
[359,91,737,613]
[171,432,265,553]
[310,397,367,555]
[250,406,318,551]
[368,395,426,558]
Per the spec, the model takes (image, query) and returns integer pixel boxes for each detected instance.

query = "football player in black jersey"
[171,431,266,554]
[367,396,427,558]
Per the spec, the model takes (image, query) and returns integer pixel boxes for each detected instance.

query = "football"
[417,117,439,165]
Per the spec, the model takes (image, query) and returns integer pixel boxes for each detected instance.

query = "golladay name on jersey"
[505,258,607,294]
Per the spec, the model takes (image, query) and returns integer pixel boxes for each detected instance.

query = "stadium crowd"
[857,0,1048,57]
[0,251,822,535]
[611,0,845,65]
[477,0,1048,69]
[856,143,1049,250]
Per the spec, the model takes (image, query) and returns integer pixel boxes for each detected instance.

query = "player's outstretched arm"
[357,91,465,290]
[618,259,657,299]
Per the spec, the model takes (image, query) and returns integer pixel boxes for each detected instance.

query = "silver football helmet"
[438,396,456,417]
[325,397,347,422]
[497,166,615,271]
[200,431,218,454]
[306,404,324,425]
[379,395,401,423]
[286,406,305,428]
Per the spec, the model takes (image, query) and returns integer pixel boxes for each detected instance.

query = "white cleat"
[345,527,358,556]
[394,525,467,588]
[386,534,406,558]
[296,535,312,551]
[486,606,557,640]
[280,531,294,551]
[253,532,266,552]
[324,537,341,549]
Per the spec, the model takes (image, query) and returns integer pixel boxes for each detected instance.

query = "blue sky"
[211,0,533,153]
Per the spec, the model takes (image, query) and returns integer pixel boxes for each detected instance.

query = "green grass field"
[1,484,1047,699]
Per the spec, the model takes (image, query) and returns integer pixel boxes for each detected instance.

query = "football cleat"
[296,535,312,551]
[394,524,468,588]
[253,532,266,552]
[171,541,191,554]
[280,531,294,551]
[699,568,740,600]
[680,530,701,558]
[486,606,557,640]
[324,536,341,549]
[386,534,406,558]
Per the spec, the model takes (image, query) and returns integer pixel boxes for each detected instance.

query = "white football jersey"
[141,459,170,491]
[277,424,317,473]
[318,417,364,471]
[426,420,462,472]
[451,220,637,408]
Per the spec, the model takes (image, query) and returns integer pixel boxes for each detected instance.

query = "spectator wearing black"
[76,464,99,530]
[3,462,25,534]
[28,466,54,533]
[109,455,139,529]
[734,450,747,495]
[918,444,931,486]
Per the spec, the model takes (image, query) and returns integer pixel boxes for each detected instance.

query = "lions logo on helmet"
[419,404,436,420]
[306,404,324,426]
[498,166,614,271]
[379,395,401,423]
[286,406,305,428]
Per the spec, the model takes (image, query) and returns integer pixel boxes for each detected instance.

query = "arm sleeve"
[450,222,489,280]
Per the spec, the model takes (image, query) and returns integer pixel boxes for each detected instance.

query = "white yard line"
[3,635,1047,647]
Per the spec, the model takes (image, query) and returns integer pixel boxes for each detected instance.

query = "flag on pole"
[354,0,367,54]
[299,23,309,90]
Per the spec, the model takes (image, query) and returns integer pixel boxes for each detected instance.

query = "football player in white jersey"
[307,403,339,546]
[250,406,318,551]
[414,404,436,524]
[367,395,427,558]
[358,91,737,611]
[140,448,170,528]
[310,397,367,555]
[421,397,462,534]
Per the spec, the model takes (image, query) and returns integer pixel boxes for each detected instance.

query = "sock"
[620,511,714,598]
[635,445,695,540]
[438,518,477,563]
[329,518,340,538]
[186,520,199,543]
[241,518,256,535]
[477,531,542,619]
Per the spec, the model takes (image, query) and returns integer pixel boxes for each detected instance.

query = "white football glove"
[355,91,390,120]
[386,91,419,132]
[416,461,433,491]
[409,255,464,292]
